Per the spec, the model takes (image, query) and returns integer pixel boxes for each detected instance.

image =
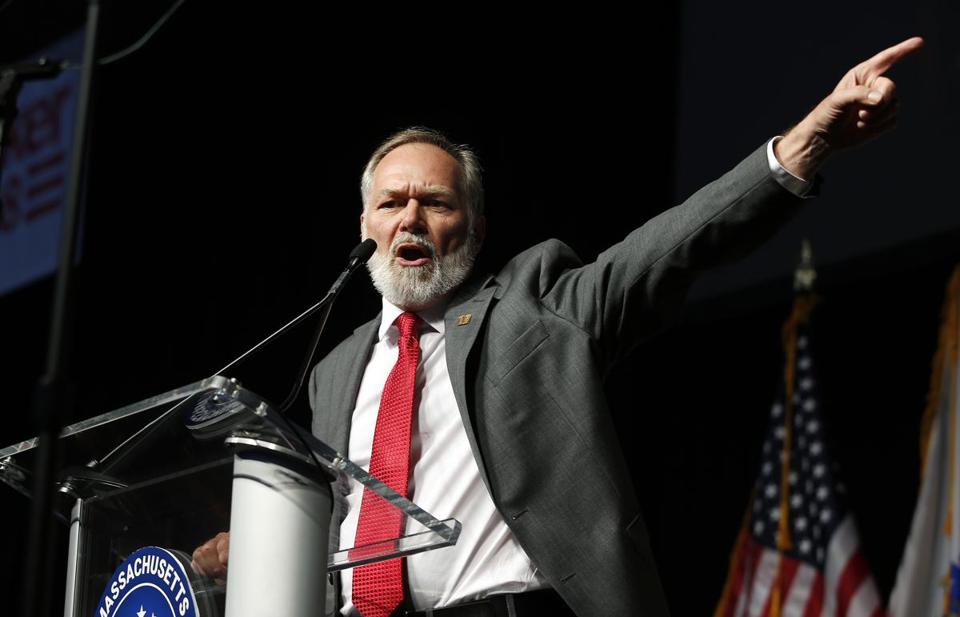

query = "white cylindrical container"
[225,452,332,617]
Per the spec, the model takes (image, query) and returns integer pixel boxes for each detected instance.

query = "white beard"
[364,230,479,310]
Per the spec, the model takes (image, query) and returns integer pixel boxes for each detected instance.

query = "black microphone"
[348,238,377,268]
[327,238,376,300]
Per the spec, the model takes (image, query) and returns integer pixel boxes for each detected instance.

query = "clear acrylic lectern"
[0,376,461,617]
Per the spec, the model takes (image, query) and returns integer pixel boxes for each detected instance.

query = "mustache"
[390,233,436,258]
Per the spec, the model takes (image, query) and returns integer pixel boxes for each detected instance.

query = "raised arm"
[542,37,924,366]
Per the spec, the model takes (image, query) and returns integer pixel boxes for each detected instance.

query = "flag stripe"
[749,550,780,617]
[846,571,881,617]
[735,541,764,617]
[783,563,818,617]
[717,527,751,617]
[760,553,801,617]
[802,572,824,617]
[835,551,873,617]
[822,516,858,617]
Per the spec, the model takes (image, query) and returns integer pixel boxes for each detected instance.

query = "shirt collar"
[378,297,446,341]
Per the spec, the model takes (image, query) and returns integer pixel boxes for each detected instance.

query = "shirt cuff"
[767,136,813,198]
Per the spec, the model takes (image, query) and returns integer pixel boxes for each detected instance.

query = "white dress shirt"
[338,138,809,613]
[339,300,547,615]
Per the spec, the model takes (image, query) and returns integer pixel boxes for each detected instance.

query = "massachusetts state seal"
[94,546,199,617]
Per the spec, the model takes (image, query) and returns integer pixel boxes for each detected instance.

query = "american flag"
[715,298,883,617]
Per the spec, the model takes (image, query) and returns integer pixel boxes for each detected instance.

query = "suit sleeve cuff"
[767,136,817,199]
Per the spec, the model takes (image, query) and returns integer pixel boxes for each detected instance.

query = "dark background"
[1,1,957,615]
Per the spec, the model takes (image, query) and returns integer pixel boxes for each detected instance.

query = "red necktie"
[353,311,422,617]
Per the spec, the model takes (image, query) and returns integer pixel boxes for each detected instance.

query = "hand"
[191,531,230,579]
[776,36,924,179]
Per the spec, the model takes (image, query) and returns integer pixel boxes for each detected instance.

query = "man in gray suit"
[196,37,922,617]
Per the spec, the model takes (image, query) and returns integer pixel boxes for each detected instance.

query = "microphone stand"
[21,2,99,616]
[94,239,376,474]
[214,238,376,412]
[217,239,375,403]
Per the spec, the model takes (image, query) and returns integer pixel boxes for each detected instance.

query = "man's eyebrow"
[377,186,457,200]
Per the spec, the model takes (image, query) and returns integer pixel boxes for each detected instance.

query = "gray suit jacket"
[308,143,807,617]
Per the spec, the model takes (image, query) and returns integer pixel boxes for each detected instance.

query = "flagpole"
[769,240,819,617]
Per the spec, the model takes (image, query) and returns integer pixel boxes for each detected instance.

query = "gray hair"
[360,127,485,220]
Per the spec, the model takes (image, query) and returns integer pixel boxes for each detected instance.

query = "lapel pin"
[457,314,472,326]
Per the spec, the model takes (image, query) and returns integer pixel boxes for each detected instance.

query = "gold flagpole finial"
[794,239,817,293]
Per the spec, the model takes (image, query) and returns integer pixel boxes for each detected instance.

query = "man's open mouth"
[395,243,433,267]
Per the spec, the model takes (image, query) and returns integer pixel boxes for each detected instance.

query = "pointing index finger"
[861,36,924,78]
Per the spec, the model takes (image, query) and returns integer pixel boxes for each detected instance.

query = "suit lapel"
[443,276,497,490]
[323,317,379,454]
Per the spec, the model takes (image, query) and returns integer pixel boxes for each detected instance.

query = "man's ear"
[359,212,366,240]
